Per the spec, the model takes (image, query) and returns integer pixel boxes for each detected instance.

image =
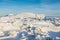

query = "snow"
[0,13,60,40]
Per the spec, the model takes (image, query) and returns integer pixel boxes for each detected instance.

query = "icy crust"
[0,13,60,40]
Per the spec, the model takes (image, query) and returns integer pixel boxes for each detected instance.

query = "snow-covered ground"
[0,13,60,40]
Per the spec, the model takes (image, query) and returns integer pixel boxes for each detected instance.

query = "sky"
[0,0,60,16]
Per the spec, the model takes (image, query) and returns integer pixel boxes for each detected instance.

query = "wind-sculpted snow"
[0,13,60,40]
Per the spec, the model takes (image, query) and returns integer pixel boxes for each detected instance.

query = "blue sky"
[0,0,60,16]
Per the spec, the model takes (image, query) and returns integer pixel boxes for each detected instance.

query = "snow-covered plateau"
[0,13,60,40]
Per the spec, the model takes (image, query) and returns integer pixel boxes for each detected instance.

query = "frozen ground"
[0,13,60,40]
